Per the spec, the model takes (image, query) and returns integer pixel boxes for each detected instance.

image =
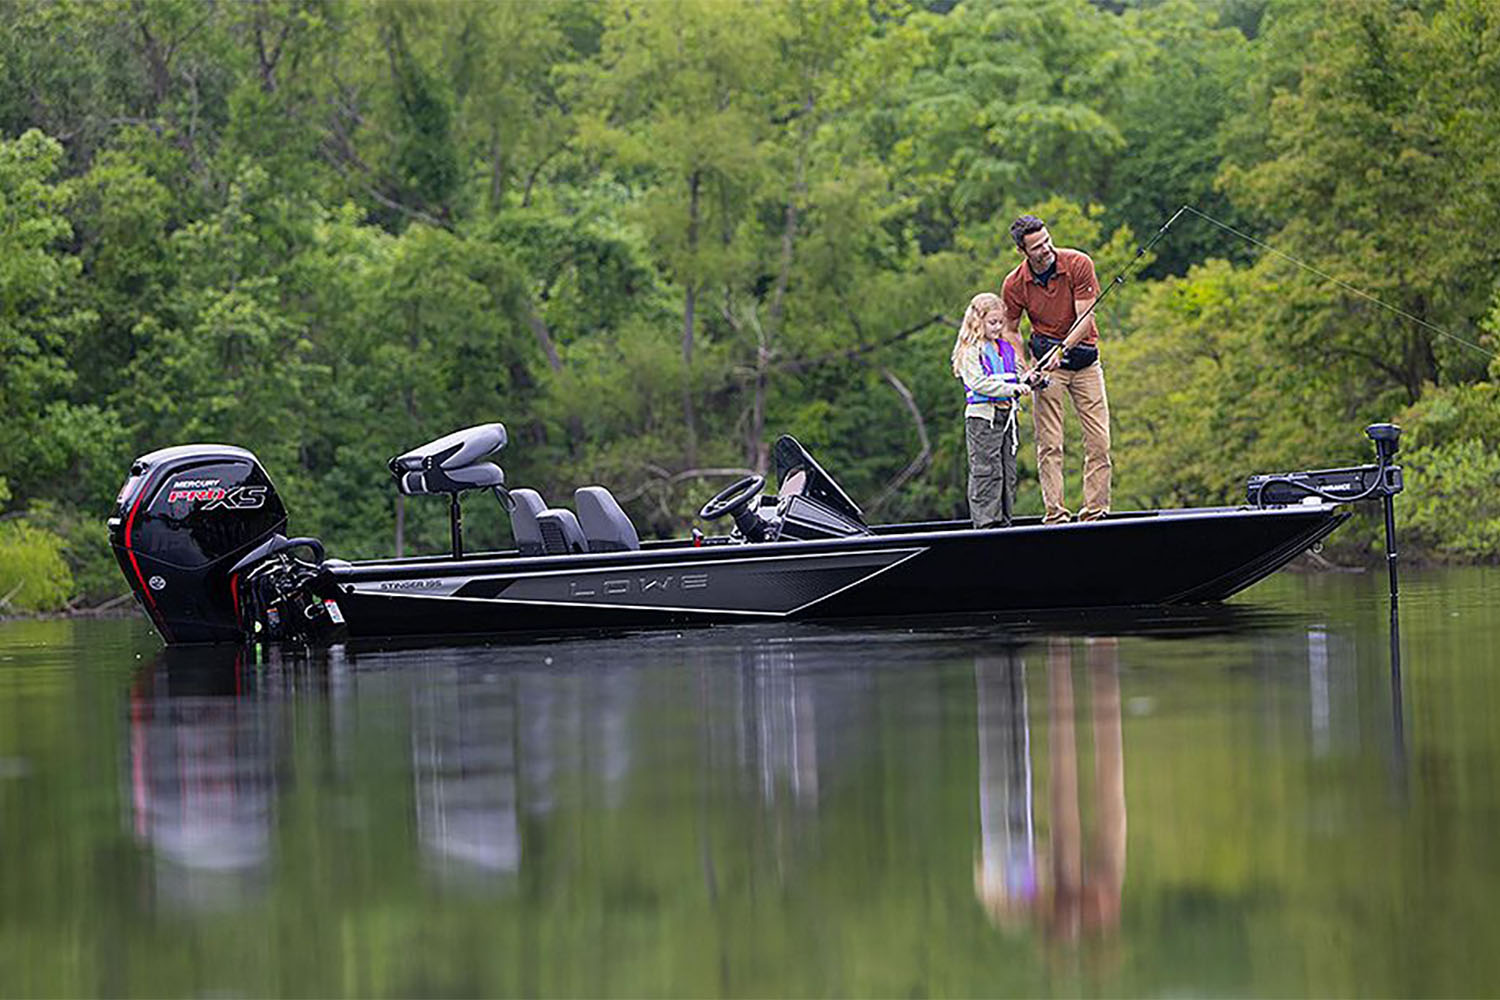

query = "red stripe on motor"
[124,475,175,643]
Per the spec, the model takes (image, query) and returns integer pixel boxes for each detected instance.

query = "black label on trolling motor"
[1246,464,1403,506]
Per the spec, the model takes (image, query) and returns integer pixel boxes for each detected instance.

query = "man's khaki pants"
[1032,362,1111,523]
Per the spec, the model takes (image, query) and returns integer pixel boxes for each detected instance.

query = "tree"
[1222,0,1500,403]
[0,131,100,506]
[576,0,786,467]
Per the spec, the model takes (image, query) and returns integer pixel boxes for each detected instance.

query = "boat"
[108,422,1404,646]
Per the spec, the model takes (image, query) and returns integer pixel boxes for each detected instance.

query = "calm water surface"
[3,567,1499,997]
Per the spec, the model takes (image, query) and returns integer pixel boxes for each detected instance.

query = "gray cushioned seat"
[536,508,587,555]
[509,488,547,556]
[390,423,507,475]
[575,486,640,552]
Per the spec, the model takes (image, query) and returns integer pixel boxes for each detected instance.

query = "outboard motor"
[109,444,291,644]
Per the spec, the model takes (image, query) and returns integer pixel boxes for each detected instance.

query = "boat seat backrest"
[391,423,507,473]
[389,423,508,495]
[574,486,640,553]
[509,488,547,556]
[536,508,587,555]
[397,462,504,497]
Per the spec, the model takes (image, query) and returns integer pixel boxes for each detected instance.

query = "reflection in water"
[975,638,1126,941]
[128,647,274,912]
[127,633,837,909]
[746,643,819,807]
[21,569,1492,996]
[411,671,520,879]
[1309,626,1331,755]
[1388,606,1407,797]
[974,649,1037,928]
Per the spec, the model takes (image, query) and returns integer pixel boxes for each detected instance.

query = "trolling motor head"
[1366,423,1401,463]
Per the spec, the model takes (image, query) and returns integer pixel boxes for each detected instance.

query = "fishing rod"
[1025,204,1189,379]
[1027,202,1496,380]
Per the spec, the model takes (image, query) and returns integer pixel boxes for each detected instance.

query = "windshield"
[771,436,866,526]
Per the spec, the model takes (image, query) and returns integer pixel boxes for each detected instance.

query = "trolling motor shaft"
[1366,423,1402,601]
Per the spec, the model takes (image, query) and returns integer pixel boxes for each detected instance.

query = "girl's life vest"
[964,339,1021,405]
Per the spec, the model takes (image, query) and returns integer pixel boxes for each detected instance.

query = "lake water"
[2,566,1498,997]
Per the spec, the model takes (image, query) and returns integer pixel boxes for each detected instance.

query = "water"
[2,567,1498,997]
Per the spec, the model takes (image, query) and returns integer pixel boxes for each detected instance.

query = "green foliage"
[0,519,74,613]
[1397,382,1500,561]
[1107,0,1257,276]
[1221,0,1500,401]
[1110,258,1363,508]
[1399,437,1500,562]
[0,130,101,506]
[15,500,119,604]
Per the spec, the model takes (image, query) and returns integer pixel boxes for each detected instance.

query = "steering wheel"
[699,474,765,521]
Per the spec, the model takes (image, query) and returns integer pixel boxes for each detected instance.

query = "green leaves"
[0,519,73,613]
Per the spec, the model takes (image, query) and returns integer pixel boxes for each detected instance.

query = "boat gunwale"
[324,501,1347,581]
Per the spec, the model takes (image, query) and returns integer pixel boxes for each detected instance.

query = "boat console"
[695,435,873,544]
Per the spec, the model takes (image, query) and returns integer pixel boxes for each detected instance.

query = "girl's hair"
[951,292,1004,378]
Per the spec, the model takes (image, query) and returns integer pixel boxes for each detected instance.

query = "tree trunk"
[526,307,562,374]
[489,125,504,208]
[749,320,770,476]
[132,2,173,111]
[682,169,701,467]
[750,119,809,474]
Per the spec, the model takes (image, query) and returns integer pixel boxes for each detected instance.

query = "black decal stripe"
[455,578,516,599]
[785,548,926,614]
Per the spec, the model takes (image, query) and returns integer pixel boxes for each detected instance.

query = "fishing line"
[1179,204,1497,362]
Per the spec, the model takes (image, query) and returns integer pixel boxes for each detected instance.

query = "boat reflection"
[743,643,820,808]
[127,646,276,912]
[411,669,521,881]
[126,632,840,907]
[974,637,1126,941]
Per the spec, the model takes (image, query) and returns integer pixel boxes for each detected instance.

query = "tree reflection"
[127,646,275,912]
[411,670,521,881]
[974,637,1126,941]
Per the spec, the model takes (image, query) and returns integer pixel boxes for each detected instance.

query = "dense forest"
[1,0,1498,611]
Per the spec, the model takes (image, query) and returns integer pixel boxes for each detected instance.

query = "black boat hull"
[317,504,1348,641]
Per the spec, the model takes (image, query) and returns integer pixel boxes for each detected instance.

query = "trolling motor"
[1245,423,1405,600]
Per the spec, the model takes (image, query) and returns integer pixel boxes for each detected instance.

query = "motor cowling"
[109,444,288,644]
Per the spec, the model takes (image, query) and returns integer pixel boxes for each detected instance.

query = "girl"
[952,291,1031,528]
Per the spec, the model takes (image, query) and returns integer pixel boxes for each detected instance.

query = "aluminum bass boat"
[108,423,1403,646]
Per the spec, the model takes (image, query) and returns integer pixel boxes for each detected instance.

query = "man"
[1001,214,1111,523]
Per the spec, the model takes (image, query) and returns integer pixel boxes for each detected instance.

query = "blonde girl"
[952,292,1031,528]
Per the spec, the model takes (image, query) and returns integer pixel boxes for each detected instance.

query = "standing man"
[1001,215,1111,523]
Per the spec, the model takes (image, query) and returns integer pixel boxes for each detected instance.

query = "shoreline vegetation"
[2,0,1499,615]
